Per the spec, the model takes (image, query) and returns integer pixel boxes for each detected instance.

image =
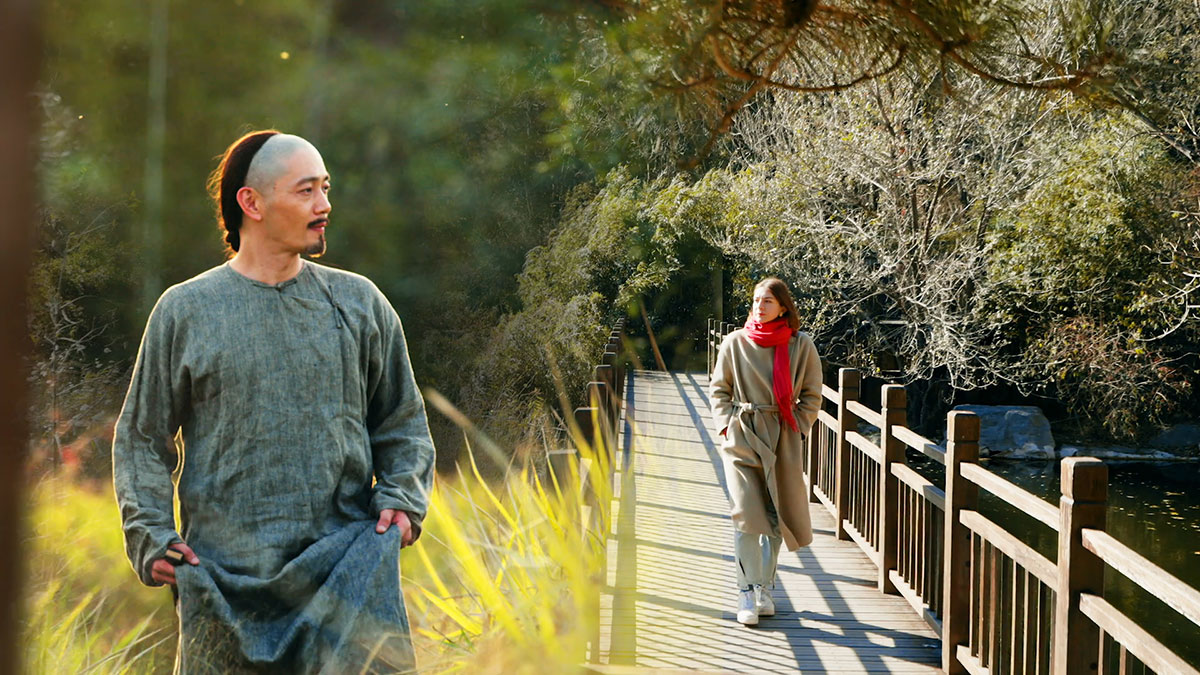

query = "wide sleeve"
[709,335,736,435]
[792,333,823,435]
[364,290,435,541]
[112,293,186,587]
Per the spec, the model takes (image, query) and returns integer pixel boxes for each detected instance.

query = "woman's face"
[752,288,784,323]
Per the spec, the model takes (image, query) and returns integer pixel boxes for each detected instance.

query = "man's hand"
[375,509,415,547]
[151,541,200,586]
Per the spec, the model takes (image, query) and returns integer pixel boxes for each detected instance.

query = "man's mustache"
[309,218,329,228]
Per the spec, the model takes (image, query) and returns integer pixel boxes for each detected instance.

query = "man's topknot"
[207,130,280,256]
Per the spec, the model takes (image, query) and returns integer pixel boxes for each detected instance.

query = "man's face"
[258,145,331,257]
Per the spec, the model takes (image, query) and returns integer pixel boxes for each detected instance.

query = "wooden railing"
[704,321,1200,674]
[548,318,627,527]
[706,318,738,378]
[548,317,626,662]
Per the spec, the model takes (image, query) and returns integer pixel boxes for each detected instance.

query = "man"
[113,130,435,673]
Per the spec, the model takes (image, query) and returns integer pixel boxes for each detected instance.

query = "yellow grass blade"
[415,585,483,635]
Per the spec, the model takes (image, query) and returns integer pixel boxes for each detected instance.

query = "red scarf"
[743,317,799,432]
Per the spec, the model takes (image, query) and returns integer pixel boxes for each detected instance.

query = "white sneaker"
[755,585,775,617]
[736,589,759,625]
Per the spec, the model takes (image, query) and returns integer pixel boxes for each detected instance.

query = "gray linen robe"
[710,329,822,551]
[113,260,435,673]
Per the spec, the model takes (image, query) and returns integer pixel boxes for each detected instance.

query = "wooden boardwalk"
[597,370,943,673]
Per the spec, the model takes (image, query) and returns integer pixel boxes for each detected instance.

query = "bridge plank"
[600,371,942,673]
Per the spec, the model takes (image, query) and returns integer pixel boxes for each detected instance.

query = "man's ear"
[236,186,266,223]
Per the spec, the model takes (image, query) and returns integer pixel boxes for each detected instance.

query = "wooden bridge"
[562,320,1200,674]
[597,370,942,672]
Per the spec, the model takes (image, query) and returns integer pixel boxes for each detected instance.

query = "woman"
[710,277,823,626]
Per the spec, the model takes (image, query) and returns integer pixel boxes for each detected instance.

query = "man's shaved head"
[244,134,320,194]
[208,130,328,255]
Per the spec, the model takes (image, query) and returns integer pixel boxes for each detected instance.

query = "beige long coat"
[710,329,823,551]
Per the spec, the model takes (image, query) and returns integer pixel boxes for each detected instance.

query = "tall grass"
[408,393,613,673]
[23,477,177,673]
[23,417,612,673]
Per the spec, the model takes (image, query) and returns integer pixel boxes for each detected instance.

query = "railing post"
[574,403,595,441]
[1054,457,1107,675]
[547,447,579,517]
[594,363,615,440]
[571,404,599,524]
[834,368,860,540]
[608,327,624,402]
[707,318,714,375]
[942,411,980,675]
[586,381,612,472]
[705,317,715,374]
[806,423,819,504]
[601,354,618,421]
[878,383,907,593]
[615,346,626,403]
[572,404,602,664]
[594,363,614,396]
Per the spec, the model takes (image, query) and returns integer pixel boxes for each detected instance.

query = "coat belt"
[734,400,779,414]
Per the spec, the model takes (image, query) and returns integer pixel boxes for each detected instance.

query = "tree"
[581,0,1125,167]
[524,57,1199,439]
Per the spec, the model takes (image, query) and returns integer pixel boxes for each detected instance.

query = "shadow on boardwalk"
[597,371,942,674]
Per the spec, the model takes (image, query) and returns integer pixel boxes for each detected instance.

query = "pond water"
[910,455,1200,667]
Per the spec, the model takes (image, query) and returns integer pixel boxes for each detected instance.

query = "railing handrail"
[1079,594,1199,675]
[960,462,1060,531]
[1081,528,1200,629]
[845,399,882,427]
[891,425,944,464]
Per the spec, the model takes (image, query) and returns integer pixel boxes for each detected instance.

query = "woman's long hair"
[755,277,801,332]
[206,129,280,256]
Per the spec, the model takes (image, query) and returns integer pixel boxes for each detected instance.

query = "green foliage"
[991,119,1181,323]
[519,74,1199,439]
[458,291,608,457]
[28,92,130,474]
[458,170,654,453]
[1029,317,1192,440]
[577,0,1132,167]
[987,116,1199,437]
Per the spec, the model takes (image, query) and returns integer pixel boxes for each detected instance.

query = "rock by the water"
[951,405,1056,459]
[856,422,881,445]
[1060,445,1185,460]
[1149,423,1200,455]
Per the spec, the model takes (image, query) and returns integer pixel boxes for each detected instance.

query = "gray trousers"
[734,496,782,590]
